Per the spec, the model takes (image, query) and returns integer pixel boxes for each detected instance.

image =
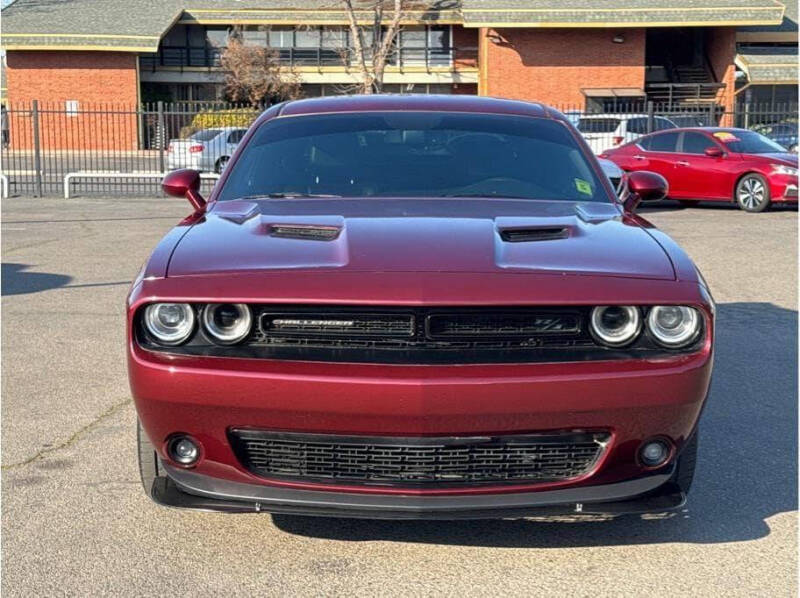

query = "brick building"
[1,0,796,149]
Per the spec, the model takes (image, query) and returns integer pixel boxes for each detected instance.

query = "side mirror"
[704,146,724,158]
[623,170,668,212]
[162,169,206,213]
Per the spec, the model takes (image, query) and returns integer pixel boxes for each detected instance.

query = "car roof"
[647,127,751,134]
[261,94,562,122]
[577,114,656,119]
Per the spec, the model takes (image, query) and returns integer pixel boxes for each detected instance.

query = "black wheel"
[735,173,771,212]
[670,428,698,494]
[215,156,230,174]
[137,418,161,497]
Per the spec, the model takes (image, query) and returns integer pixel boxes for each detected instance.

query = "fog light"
[639,439,671,467]
[168,436,200,466]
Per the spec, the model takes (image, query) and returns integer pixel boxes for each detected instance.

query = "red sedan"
[602,127,798,212]
[129,95,713,518]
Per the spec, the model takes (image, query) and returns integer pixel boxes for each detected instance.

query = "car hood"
[745,152,798,166]
[166,198,675,281]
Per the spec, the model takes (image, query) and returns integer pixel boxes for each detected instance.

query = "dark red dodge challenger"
[128,95,714,519]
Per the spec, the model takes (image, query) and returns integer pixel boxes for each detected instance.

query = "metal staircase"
[646,63,723,108]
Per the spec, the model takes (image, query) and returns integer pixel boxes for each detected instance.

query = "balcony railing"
[139,46,477,71]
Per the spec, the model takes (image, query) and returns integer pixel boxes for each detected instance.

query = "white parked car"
[577,114,677,155]
[166,127,248,173]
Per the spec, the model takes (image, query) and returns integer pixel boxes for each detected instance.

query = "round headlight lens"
[647,306,701,347]
[590,306,642,347]
[143,303,195,345]
[202,303,252,344]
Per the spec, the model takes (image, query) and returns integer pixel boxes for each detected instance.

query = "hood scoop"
[269,223,342,241]
[499,226,569,243]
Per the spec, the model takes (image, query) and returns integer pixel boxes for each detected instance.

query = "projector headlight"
[202,303,252,344]
[589,306,642,347]
[143,303,195,345]
[647,306,701,348]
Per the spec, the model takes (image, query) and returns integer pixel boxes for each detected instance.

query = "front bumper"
[151,462,684,518]
[770,174,799,203]
[128,273,713,517]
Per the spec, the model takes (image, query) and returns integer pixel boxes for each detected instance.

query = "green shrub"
[191,108,259,130]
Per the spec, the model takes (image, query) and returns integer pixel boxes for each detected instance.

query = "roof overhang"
[582,87,646,97]
[461,0,786,28]
[1,35,163,53]
[180,8,462,26]
[735,47,799,84]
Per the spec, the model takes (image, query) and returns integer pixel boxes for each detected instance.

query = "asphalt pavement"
[1,197,797,596]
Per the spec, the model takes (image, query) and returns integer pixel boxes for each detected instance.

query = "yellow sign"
[713,131,740,142]
[574,178,593,195]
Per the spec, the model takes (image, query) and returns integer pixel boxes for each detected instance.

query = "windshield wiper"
[239,192,342,199]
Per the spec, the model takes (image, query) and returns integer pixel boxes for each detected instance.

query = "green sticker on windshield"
[574,178,593,195]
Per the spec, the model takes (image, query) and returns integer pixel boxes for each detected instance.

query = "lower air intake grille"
[229,430,608,487]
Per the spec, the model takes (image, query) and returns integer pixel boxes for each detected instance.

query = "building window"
[148,24,454,69]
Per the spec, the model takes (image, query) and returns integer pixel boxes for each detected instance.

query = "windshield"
[191,129,223,142]
[217,112,609,202]
[713,130,787,153]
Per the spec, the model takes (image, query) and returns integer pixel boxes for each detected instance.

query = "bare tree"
[220,34,303,106]
[340,0,406,94]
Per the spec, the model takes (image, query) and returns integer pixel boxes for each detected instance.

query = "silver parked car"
[166,127,248,173]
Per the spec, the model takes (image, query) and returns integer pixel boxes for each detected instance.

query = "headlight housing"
[202,303,253,344]
[772,164,798,176]
[589,306,642,347]
[646,306,701,348]
[143,303,195,345]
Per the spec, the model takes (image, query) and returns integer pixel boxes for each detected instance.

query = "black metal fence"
[0,99,796,198]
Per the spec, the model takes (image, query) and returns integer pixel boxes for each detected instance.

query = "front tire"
[736,173,771,212]
[137,418,161,497]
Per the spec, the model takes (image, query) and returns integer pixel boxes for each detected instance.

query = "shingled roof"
[0,0,789,51]
[736,45,798,84]
[739,0,797,39]
[460,0,786,27]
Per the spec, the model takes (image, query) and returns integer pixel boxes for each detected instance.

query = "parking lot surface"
[2,197,796,596]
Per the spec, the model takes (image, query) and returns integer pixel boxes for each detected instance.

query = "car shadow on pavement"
[1,262,72,296]
[272,302,797,546]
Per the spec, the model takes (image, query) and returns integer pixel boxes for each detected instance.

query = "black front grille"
[246,306,594,364]
[427,312,581,338]
[261,312,415,337]
[229,430,609,487]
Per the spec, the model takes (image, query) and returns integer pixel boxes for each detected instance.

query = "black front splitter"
[149,472,685,520]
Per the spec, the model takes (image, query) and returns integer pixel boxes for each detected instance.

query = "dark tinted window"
[655,117,677,131]
[219,112,609,202]
[191,129,223,141]
[626,117,648,135]
[577,118,620,133]
[648,132,680,152]
[682,132,717,154]
[227,130,246,143]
